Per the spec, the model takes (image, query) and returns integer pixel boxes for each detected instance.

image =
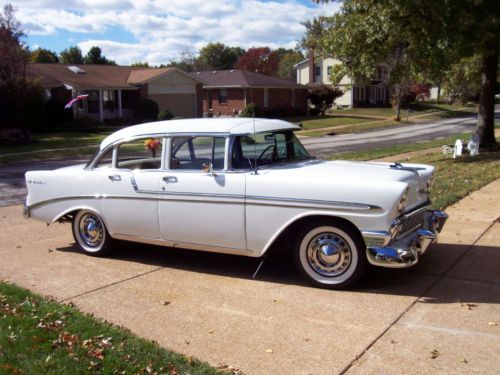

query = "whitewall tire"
[294,221,367,289]
[72,210,113,256]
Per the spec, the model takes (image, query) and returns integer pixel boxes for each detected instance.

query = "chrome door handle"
[163,176,178,183]
[108,174,121,181]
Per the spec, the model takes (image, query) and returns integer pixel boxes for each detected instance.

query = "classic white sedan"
[24,118,448,289]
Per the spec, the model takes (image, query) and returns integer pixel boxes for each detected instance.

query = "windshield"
[231,130,311,169]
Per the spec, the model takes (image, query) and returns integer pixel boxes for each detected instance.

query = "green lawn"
[284,115,377,130]
[0,281,222,375]
[0,132,110,155]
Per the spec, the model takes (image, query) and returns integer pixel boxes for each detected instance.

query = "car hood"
[264,159,433,183]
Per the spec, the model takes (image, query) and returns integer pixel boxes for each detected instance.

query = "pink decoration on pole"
[64,94,89,109]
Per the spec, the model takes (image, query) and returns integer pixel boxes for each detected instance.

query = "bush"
[103,117,129,127]
[158,109,174,121]
[0,80,45,132]
[133,98,159,122]
[44,98,72,131]
[58,117,101,132]
[240,103,260,117]
[308,85,343,116]
[308,107,320,116]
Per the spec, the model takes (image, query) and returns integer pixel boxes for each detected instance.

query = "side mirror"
[202,162,217,176]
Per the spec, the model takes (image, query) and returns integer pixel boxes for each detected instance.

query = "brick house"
[192,70,308,116]
[28,64,205,121]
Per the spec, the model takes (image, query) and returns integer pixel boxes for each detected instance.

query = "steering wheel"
[257,144,277,162]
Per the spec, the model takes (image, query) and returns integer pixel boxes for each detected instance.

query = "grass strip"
[0,281,225,375]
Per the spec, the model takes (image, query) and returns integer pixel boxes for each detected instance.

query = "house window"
[315,65,321,77]
[264,88,269,108]
[219,89,228,104]
[327,66,333,75]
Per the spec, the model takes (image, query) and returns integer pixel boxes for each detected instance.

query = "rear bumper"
[23,203,30,219]
[363,210,448,268]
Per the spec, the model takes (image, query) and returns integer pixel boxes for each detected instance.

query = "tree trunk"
[436,81,441,103]
[476,46,498,149]
[394,84,402,121]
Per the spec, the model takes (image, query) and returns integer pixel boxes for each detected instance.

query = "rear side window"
[171,136,226,170]
[117,139,163,170]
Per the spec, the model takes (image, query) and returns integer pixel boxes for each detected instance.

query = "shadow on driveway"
[55,240,500,305]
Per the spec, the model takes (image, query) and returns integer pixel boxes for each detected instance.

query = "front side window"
[232,130,311,169]
[171,136,226,170]
[117,138,163,170]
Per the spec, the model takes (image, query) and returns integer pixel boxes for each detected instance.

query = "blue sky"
[6,0,338,65]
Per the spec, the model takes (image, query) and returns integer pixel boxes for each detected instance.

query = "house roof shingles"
[192,70,307,89]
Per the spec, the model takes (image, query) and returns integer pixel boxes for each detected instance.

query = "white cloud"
[8,0,339,65]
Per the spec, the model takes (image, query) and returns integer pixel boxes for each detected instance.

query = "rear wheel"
[72,210,113,256]
[293,221,367,289]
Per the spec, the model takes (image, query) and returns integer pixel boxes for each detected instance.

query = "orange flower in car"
[144,138,160,151]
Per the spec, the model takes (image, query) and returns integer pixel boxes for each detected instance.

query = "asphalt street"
[0,110,497,206]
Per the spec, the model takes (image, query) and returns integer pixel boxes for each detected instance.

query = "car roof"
[100,118,301,149]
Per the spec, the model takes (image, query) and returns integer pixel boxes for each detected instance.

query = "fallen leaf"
[460,303,478,310]
[430,349,440,359]
[266,348,273,353]
[16,245,22,249]
[272,299,278,302]
[48,249,53,253]
[488,322,497,326]
[160,300,170,306]
[208,330,215,334]
[184,340,190,345]
[461,358,468,363]
[390,339,398,344]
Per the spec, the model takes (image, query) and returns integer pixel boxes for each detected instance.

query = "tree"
[131,61,150,67]
[316,0,499,148]
[308,85,343,116]
[0,4,28,86]
[30,47,59,63]
[276,50,304,81]
[235,47,280,76]
[59,46,83,64]
[168,51,198,72]
[83,46,115,65]
[442,56,482,104]
[197,43,243,70]
[0,4,44,130]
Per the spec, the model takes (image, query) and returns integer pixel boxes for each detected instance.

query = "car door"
[101,138,164,239]
[158,136,247,250]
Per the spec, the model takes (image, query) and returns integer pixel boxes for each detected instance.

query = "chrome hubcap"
[79,213,104,248]
[307,233,352,277]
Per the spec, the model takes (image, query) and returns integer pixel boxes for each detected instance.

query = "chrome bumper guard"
[363,210,448,268]
[23,204,30,219]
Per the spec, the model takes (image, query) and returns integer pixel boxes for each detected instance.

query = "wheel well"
[265,215,363,255]
[56,209,79,223]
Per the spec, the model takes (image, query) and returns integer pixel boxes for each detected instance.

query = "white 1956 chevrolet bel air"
[24,118,448,289]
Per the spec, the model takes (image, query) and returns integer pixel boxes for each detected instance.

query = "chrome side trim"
[112,233,252,256]
[246,196,380,211]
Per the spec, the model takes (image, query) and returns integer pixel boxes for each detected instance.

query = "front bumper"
[363,209,448,268]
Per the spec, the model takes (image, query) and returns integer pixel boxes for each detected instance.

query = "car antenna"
[252,113,258,175]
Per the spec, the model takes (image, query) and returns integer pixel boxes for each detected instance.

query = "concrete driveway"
[1,181,499,374]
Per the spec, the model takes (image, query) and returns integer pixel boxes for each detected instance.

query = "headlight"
[398,187,409,213]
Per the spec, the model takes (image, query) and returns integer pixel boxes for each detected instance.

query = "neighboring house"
[191,69,308,116]
[28,64,205,121]
[294,55,390,108]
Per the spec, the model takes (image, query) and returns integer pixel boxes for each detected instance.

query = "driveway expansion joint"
[59,266,165,303]
[338,217,497,375]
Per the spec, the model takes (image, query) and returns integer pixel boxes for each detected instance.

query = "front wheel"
[72,210,113,256]
[293,221,367,289]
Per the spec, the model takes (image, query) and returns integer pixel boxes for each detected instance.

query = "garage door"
[149,94,196,118]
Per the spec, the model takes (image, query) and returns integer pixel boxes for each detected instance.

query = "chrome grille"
[397,206,428,238]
